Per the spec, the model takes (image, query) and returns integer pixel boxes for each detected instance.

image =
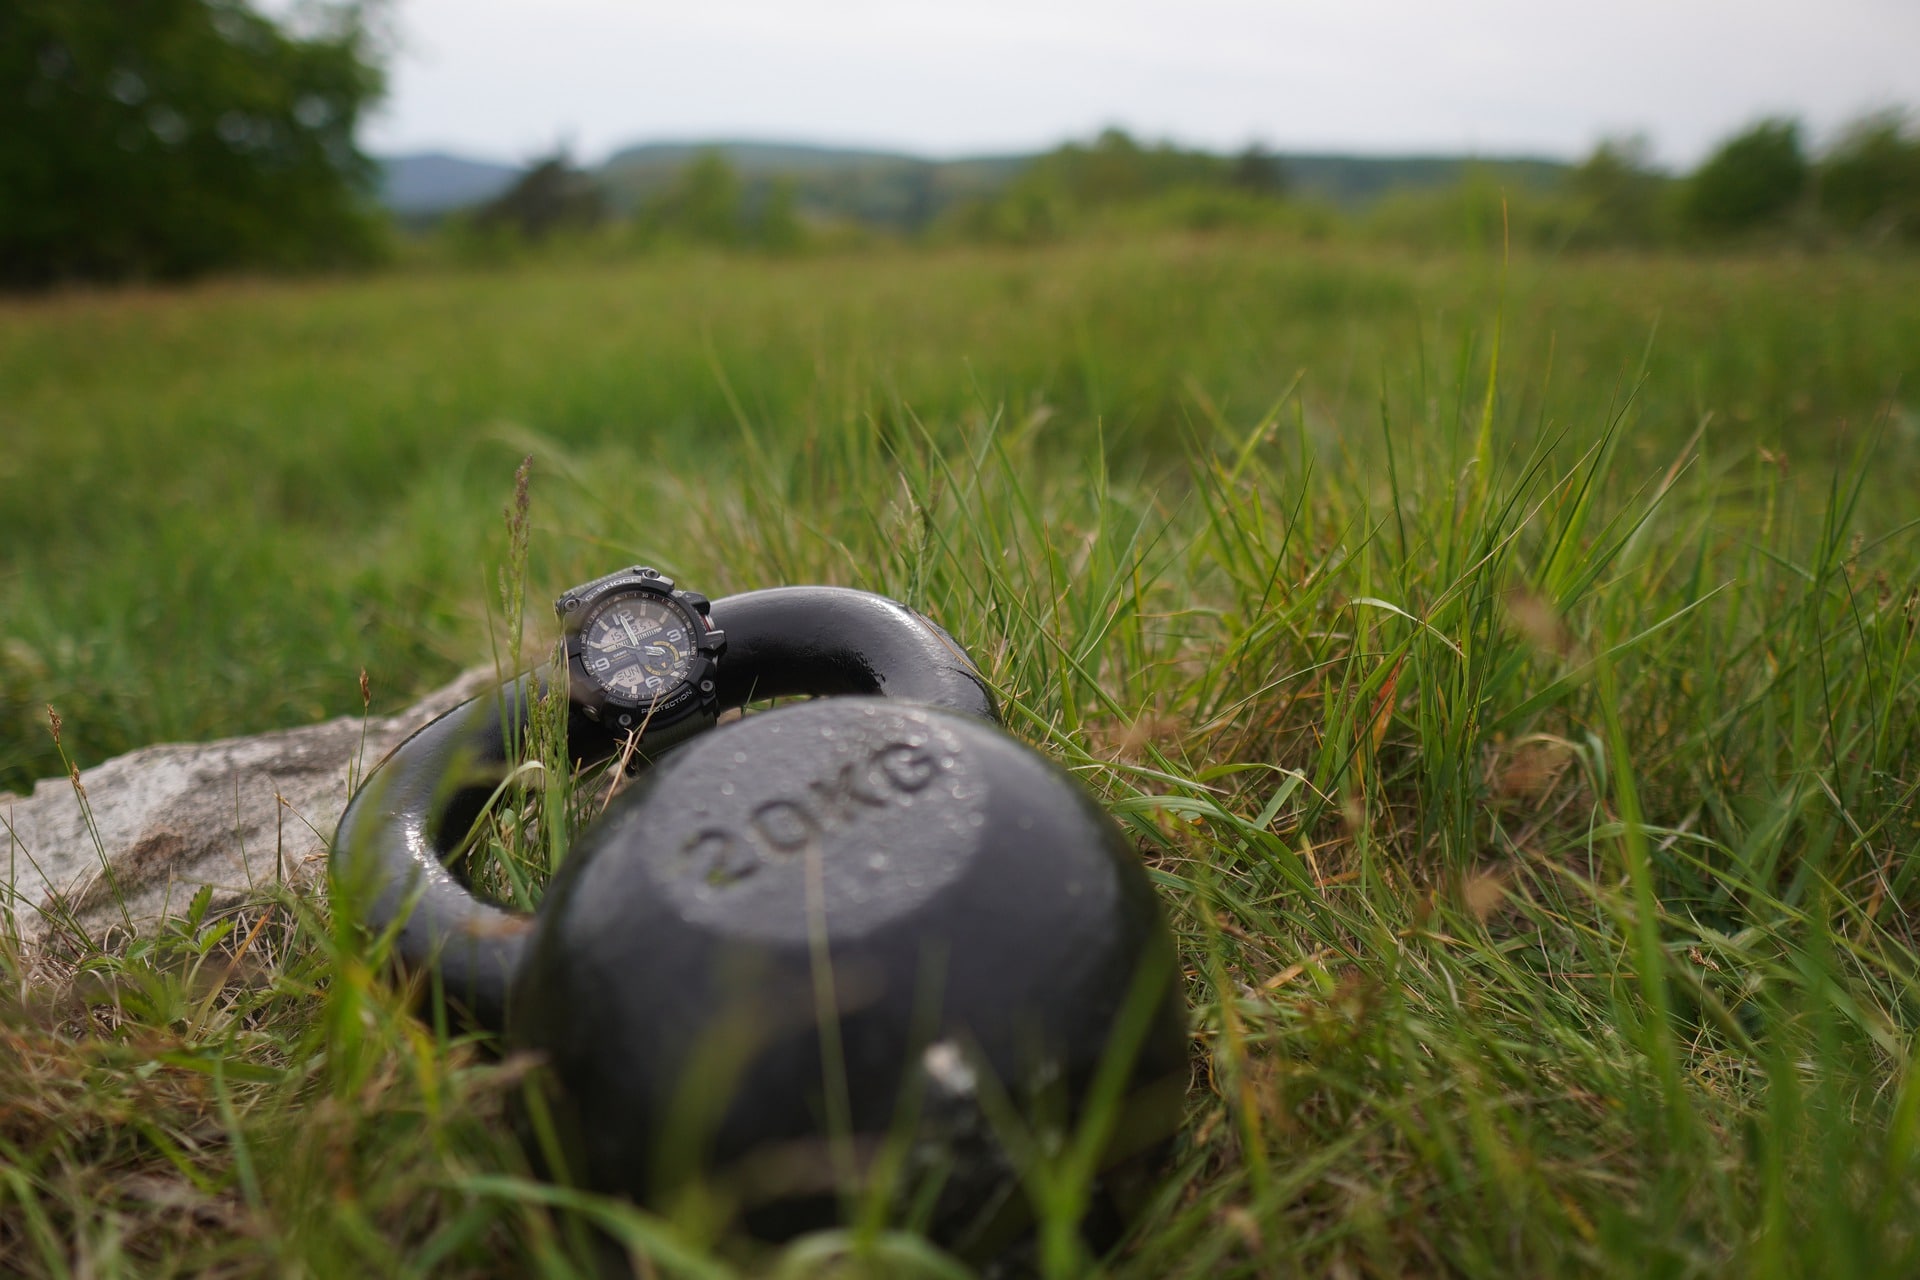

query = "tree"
[1682,118,1809,237]
[949,127,1252,241]
[754,178,804,253]
[637,150,745,246]
[1,1,388,287]
[1229,144,1288,196]
[1818,110,1920,244]
[1035,127,1226,207]
[1568,134,1667,245]
[473,152,606,242]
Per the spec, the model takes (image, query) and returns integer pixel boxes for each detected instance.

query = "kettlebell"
[333,586,1187,1256]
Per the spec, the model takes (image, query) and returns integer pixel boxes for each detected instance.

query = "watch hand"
[619,615,641,647]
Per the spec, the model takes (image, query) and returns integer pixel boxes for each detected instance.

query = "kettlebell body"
[511,698,1187,1244]
[333,586,1187,1254]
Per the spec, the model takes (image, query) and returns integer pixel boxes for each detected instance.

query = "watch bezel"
[557,570,723,733]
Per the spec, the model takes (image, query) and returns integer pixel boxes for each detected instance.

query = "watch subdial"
[602,664,661,701]
[638,635,688,679]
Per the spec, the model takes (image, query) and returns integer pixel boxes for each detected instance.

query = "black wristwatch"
[556,566,725,754]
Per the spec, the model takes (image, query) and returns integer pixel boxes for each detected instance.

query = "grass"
[3,232,1920,1275]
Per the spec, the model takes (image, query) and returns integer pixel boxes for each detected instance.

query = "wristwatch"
[556,566,726,754]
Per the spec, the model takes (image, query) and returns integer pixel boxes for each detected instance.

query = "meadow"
[3,233,1920,1275]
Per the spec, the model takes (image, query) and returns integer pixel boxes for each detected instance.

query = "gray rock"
[2,669,500,945]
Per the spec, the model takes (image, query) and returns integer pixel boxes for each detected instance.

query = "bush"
[1360,171,1582,253]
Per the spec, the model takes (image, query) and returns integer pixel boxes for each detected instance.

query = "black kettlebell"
[333,586,1187,1258]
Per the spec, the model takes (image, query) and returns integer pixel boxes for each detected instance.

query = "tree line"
[126,113,1920,278]
[1561,115,1920,247]
[946,117,1920,250]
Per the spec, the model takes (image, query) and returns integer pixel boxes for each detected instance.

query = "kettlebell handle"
[332,586,999,1029]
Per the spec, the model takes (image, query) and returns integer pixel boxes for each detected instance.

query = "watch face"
[577,592,698,706]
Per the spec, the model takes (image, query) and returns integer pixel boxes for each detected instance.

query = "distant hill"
[374,140,1570,227]
[1280,153,1567,205]
[378,152,521,216]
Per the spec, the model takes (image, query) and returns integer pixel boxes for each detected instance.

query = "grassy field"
[3,234,1920,1275]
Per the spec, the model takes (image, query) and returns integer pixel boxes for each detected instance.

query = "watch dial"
[578,594,697,705]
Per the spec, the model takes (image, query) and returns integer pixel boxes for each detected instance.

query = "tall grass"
[4,239,1917,791]
[3,235,1919,1274]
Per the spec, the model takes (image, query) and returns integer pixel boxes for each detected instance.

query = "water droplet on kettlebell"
[720,782,735,795]
[733,751,747,764]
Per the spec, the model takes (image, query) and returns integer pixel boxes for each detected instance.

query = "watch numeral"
[588,656,612,672]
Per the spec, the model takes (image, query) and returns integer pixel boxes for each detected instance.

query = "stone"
[2,669,499,946]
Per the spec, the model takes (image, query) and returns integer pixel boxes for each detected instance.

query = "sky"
[359,0,1920,168]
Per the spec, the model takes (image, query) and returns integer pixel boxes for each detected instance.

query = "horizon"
[377,132,1584,170]
[359,0,1920,171]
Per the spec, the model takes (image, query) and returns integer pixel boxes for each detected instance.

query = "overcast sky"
[360,0,1920,168]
